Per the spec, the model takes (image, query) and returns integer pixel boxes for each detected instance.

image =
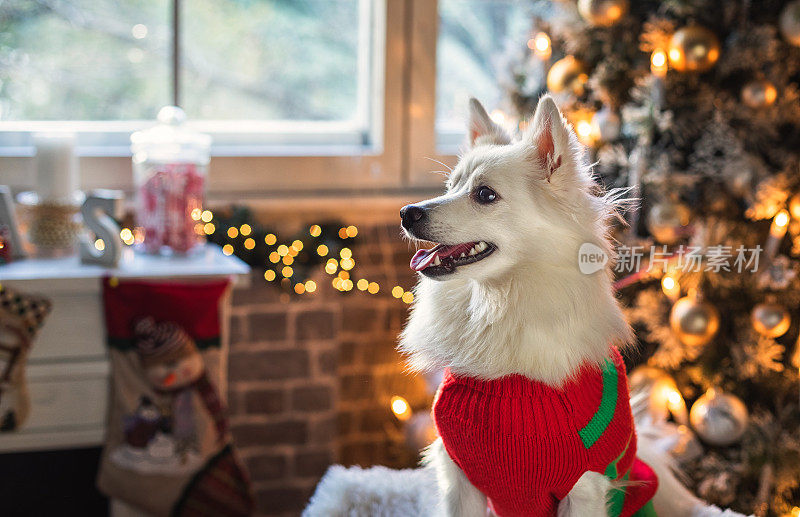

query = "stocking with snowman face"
[98,278,253,517]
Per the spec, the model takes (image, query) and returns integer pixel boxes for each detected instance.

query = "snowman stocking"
[0,284,52,431]
[97,278,253,517]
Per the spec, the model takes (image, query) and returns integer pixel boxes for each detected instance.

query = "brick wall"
[227,222,431,516]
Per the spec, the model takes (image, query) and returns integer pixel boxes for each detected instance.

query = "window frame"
[0,0,458,198]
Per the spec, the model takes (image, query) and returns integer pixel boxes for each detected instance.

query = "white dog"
[399,96,745,517]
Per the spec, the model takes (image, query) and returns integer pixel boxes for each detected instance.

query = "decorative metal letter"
[80,190,124,267]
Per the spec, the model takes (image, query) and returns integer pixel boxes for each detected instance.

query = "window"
[0,0,378,153]
[436,0,548,150]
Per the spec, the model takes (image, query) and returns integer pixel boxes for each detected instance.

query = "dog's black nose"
[400,204,426,230]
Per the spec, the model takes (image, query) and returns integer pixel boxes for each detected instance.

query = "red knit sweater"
[433,347,658,517]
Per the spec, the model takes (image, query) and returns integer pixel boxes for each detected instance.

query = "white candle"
[33,132,78,203]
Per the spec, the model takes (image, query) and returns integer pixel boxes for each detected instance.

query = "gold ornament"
[546,56,588,95]
[741,80,778,108]
[689,388,748,446]
[780,0,800,47]
[667,26,721,73]
[751,302,791,338]
[577,0,628,27]
[670,295,720,347]
[646,200,691,245]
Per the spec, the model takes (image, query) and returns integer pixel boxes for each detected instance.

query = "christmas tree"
[497,1,800,515]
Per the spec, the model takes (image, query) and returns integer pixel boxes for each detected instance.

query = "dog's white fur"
[400,96,746,517]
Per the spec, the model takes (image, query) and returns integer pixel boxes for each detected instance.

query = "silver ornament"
[741,80,778,108]
[780,0,800,47]
[689,388,748,446]
[646,201,691,245]
[751,302,791,338]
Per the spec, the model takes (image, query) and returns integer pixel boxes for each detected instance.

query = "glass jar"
[131,106,211,255]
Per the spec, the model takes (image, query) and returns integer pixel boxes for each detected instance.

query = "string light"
[340,257,355,270]
[337,270,350,280]
[390,395,412,421]
[402,291,414,304]
[203,223,215,235]
[345,225,358,238]
[341,279,354,291]
[392,286,404,298]
[367,282,380,294]
[528,31,551,60]
[120,228,135,246]
[304,280,317,293]
[282,266,293,277]
[292,239,304,251]
[357,279,369,291]
[294,283,306,294]
[661,274,680,299]
[309,225,322,237]
[240,224,252,236]
[227,227,238,239]
[651,49,668,77]
[244,238,255,250]
[269,252,280,263]
[340,247,352,259]
[191,208,202,221]
[282,255,294,265]
[200,210,213,223]
[339,227,349,239]
[317,244,329,256]
[222,244,234,255]
[277,244,289,256]
[265,233,277,245]
[264,270,276,281]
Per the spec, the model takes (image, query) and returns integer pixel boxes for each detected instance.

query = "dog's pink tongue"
[410,247,439,271]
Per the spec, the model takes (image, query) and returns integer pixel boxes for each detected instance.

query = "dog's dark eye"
[474,186,498,204]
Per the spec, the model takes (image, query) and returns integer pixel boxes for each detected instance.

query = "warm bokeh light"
[203,223,215,235]
[402,291,414,304]
[240,224,252,236]
[357,279,369,291]
[340,247,352,259]
[390,395,412,421]
[528,31,551,59]
[282,266,293,277]
[345,225,358,238]
[244,238,255,250]
[222,244,233,255]
[661,274,680,299]
[190,208,202,221]
[264,270,276,281]
[304,280,317,293]
[282,255,293,265]
[651,49,668,77]
[340,257,355,270]
[200,210,213,223]
[265,233,277,246]
[120,228,134,245]
[489,109,506,125]
[227,227,238,239]
[367,282,380,294]
[309,224,322,237]
[94,239,105,251]
[292,239,304,251]
[294,283,305,294]
[277,244,289,256]
[269,252,280,263]
[317,244,328,256]
[391,286,404,298]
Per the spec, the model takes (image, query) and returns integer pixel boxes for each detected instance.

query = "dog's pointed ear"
[525,95,571,181]
[467,97,511,148]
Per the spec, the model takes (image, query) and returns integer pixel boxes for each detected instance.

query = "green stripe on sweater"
[578,358,618,449]
[607,470,629,517]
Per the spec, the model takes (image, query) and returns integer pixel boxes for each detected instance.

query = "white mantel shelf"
[0,243,249,282]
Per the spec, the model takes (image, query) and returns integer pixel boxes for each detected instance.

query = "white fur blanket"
[303,465,439,517]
